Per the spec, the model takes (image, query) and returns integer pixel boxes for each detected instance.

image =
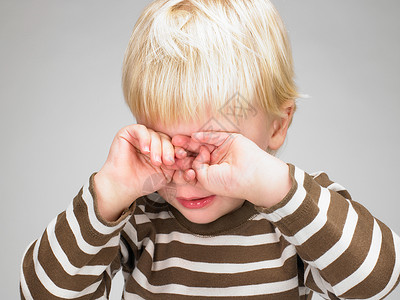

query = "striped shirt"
[20,164,400,299]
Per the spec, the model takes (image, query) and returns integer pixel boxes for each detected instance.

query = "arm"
[171,130,400,298]
[256,164,400,299]
[19,173,135,299]
[20,124,185,299]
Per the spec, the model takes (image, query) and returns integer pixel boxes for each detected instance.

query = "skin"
[94,102,295,223]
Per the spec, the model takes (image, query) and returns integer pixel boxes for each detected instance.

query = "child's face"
[138,108,273,224]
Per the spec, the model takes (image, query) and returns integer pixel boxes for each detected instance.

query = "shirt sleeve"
[255,164,400,299]
[19,173,136,299]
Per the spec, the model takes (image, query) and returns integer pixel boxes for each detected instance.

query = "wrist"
[93,171,138,222]
[247,153,292,208]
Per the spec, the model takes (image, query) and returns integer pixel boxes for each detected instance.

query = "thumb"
[192,146,210,184]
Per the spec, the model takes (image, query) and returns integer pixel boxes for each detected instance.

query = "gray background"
[1,0,399,299]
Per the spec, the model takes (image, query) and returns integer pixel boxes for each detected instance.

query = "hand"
[94,124,187,221]
[173,131,292,208]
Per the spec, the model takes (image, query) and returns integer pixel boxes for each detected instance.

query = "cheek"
[255,124,272,151]
[157,187,177,203]
[240,120,271,152]
[245,131,270,152]
[258,137,270,152]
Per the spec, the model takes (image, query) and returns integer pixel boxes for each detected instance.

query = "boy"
[20,0,400,299]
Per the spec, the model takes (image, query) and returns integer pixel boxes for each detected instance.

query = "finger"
[120,124,151,154]
[159,165,175,183]
[191,131,234,147]
[171,135,191,149]
[192,145,211,181]
[149,131,163,166]
[161,155,195,171]
[172,134,216,154]
[172,135,201,154]
[174,146,187,159]
[160,135,175,165]
[183,168,197,184]
[157,131,172,140]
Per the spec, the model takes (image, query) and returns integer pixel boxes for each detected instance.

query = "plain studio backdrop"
[1,0,399,299]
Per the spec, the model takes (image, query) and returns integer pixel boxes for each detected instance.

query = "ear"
[268,100,295,151]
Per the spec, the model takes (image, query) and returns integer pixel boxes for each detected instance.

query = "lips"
[177,196,213,201]
[176,195,216,209]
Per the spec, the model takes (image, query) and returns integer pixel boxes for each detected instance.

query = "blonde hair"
[122,0,300,127]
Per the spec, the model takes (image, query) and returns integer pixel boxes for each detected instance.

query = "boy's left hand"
[171,132,292,209]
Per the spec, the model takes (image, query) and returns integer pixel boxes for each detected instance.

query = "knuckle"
[150,130,160,140]
[136,123,146,130]
[132,124,147,134]
[159,132,172,140]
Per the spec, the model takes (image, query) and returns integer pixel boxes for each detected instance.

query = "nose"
[170,155,196,186]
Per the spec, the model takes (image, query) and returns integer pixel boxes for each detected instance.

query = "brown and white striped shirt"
[20,164,400,299]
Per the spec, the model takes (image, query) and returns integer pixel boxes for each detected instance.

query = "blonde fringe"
[122,0,303,127]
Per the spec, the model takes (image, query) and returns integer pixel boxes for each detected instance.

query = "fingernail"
[143,145,150,152]
[177,149,186,156]
[184,170,193,181]
[184,173,189,181]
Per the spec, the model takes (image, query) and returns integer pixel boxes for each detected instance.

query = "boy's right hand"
[93,124,185,222]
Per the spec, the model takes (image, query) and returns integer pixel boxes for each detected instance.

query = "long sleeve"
[257,164,400,299]
[19,173,135,299]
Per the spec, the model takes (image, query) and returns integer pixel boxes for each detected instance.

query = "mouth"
[176,195,216,209]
